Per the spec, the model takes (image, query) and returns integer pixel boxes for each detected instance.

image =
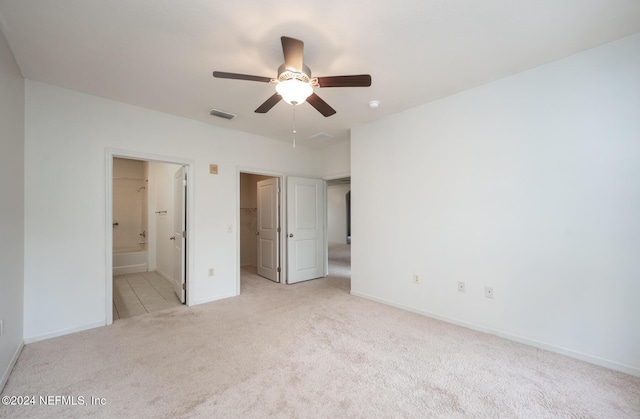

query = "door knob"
[289,233,294,238]
[169,236,175,240]
[255,231,259,235]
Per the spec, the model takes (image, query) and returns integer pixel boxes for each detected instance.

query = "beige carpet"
[2,244,639,418]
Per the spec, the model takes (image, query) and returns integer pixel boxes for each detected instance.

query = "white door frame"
[237,167,287,293]
[106,149,195,325]
[173,166,187,302]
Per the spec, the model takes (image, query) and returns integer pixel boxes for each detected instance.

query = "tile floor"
[113,271,183,320]
[113,246,351,321]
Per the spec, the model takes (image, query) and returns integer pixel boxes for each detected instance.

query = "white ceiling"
[1,0,639,149]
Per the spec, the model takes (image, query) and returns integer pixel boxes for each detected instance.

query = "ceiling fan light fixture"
[213,36,370,116]
[275,79,313,105]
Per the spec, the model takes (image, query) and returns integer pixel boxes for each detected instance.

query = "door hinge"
[277,187,280,193]
[182,179,187,187]
[277,227,281,233]
[183,231,186,239]
[182,283,186,290]
[277,267,281,273]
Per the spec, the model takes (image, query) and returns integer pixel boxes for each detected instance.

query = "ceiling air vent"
[308,132,333,142]
[209,108,237,120]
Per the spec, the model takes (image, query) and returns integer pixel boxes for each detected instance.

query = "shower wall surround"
[112,158,148,253]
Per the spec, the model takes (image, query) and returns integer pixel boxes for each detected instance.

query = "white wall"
[148,161,183,279]
[327,184,350,244]
[320,140,350,178]
[23,81,323,342]
[351,34,640,376]
[0,29,25,390]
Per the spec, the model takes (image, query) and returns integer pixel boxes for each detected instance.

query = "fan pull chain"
[292,106,297,148]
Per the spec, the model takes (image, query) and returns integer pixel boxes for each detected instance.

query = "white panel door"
[172,166,186,303]
[257,178,279,282]
[287,176,325,284]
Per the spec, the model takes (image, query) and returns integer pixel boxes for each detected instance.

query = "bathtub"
[113,248,148,275]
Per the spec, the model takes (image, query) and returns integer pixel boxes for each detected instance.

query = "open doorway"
[240,173,280,283]
[238,170,285,292]
[327,177,351,281]
[107,151,193,324]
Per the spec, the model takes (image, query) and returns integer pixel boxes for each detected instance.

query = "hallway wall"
[327,184,350,244]
[0,24,25,391]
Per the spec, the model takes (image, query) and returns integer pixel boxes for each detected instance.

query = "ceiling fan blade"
[306,93,336,117]
[255,93,282,113]
[213,71,272,83]
[316,75,372,88]
[281,36,304,72]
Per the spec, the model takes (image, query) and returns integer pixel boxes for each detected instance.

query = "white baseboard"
[1,341,24,393]
[24,321,105,345]
[350,290,640,378]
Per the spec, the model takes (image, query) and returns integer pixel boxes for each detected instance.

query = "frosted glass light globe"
[276,79,313,105]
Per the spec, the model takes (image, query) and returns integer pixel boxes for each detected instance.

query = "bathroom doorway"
[112,158,149,276]
[107,151,192,323]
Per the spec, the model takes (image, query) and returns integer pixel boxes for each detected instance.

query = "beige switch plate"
[209,164,218,174]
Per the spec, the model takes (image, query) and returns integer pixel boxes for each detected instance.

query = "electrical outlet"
[208,268,214,277]
[485,286,494,299]
[413,274,421,285]
[458,282,466,293]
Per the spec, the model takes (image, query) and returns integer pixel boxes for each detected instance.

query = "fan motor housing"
[277,64,316,86]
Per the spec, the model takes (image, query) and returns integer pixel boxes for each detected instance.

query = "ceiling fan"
[213,36,372,117]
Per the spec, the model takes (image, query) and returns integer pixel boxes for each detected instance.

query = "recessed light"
[369,100,380,109]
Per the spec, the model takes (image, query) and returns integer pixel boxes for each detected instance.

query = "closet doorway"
[239,172,282,286]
